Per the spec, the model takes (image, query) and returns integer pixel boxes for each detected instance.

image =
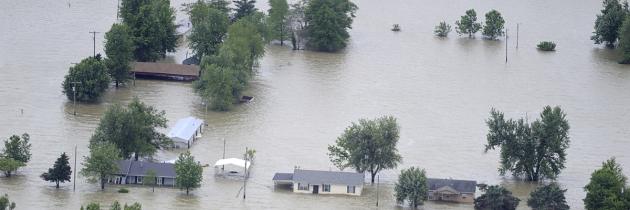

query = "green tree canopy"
[434,21,452,37]
[455,9,482,38]
[0,133,31,177]
[90,96,172,160]
[527,184,570,210]
[41,152,72,188]
[142,169,158,192]
[223,18,266,72]
[484,106,570,181]
[289,0,308,50]
[182,0,231,16]
[394,167,428,209]
[583,167,630,209]
[62,56,110,102]
[268,0,291,45]
[482,9,505,40]
[474,185,521,210]
[305,0,357,52]
[85,202,100,210]
[602,157,628,185]
[104,23,134,87]
[0,194,15,210]
[233,0,258,19]
[328,115,403,183]
[618,15,630,63]
[188,7,229,59]
[123,202,142,210]
[80,142,123,190]
[124,0,180,62]
[192,50,245,111]
[174,151,203,194]
[592,0,628,47]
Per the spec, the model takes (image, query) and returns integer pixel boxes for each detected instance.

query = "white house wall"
[292,182,362,196]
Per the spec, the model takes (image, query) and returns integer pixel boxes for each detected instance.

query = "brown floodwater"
[1,0,629,209]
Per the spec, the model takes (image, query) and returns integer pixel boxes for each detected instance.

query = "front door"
[313,185,319,194]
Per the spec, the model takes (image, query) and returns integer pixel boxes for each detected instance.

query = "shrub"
[537,41,556,51]
[434,21,452,37]
[392,24,401,31]
[118,188,129,193]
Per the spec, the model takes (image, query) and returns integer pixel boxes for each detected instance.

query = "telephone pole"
[74,146,77,191]
[89,31,100,57]
[505,29,508,62]
[243,147,248,199]
[70,81,82,115]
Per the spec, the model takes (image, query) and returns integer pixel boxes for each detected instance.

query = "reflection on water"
[1,0,630,209]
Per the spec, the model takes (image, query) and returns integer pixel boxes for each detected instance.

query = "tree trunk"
[6,170,11,177]
[187,189,189,194]
[152,184,154,192]
[371,172,376,183]
[116,80,119,87]
[135,152,139,161]
[56,181,60,188]
[101,179,105,189]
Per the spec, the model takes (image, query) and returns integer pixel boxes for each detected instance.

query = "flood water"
[1,0,630,209]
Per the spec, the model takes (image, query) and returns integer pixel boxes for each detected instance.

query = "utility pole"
[222,138,225,170]
[89,31,100,57]
[74,146,77,191]
[506,29,508,62]
[516,23,519,48]
[243,147,248,199]
[70,81,82,115]
[376,175,379,206]
[133,61,137,86]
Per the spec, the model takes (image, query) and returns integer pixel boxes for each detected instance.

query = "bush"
[537,41,556,51]
[434,21,451,37]
[118,188,129,193]
[392,24,401,31]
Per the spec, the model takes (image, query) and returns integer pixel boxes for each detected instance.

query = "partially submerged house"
[110,160,177,187]
[427,178,477,203]
[177,18,192,42]
[272,169,364,196]
[167,117,204,148]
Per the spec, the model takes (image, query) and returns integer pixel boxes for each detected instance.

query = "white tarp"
[214,158,251,170]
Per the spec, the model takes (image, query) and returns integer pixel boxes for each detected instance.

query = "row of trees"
[450,9,505,40]
[80,200,141,210]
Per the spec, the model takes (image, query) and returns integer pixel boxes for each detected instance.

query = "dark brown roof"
[131,62,199,78]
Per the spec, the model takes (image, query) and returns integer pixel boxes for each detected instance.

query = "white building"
[167,117,204,148]
[273,169,364,196]
[177,18,192,42]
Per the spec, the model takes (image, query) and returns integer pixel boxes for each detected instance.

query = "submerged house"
[110,160,177,187]
[427,178,477,203]
[167,117,204,148]
[272,169,364,196]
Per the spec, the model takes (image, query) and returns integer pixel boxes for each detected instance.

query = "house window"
[462,194,467,199]
[137,176,143,183]
[298,183,309,191]
[445,194,450,199]
[347,186,355,194]
[428,191,433,200]
[323,185,330,192]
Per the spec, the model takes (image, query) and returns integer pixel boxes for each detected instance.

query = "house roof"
[213,158,251,170]
[176,18,192,35]
[117,160,177,178]
[167,117,203,141]
[272,173,294,181]
[427,178,477,193]
[292,169,363,186]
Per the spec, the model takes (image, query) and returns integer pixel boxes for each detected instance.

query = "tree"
[188,7,229,59]
[0,159,25,177]
[123,0,180,62]
[455,9,482,38]
[41,152,72,188]
[602,157,628,185]
[591,0,627,47]
[618,15,630,63]
[0,194,15,210]
[174,151,203,194]
[474,185,521,210]
[583,167,630,209]
[394,167,428,209]
[103,23,134,87]
[123,203,142,210]
[243,149,256,162]
[289,0,309,50]
[527,184,570,210]
[142,169,158,192]
[85,202,100,210]
[90,96,172,160]
[482,9,505,40]
[0,133,31,177]
[182,0,231,16]
[233,0,257,19]
[305,0,358,52]
[484,106,570,181]
[328,115,403,183]
[434,21,452,37]
[62,56,110,102]
[223,18,267,72]
[110,201,122,210]
[268,0,291,45]
[80,142,123,190]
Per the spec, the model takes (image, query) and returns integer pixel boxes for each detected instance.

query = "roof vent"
[141,162,143,168]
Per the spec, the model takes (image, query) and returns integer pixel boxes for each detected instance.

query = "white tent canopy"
[214,158,251,170]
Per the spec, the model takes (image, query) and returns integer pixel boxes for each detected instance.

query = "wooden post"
[74,146,77,191]
[506,29,508,62]
[243,147,248,199]
[517,24,519,48]
[376,175,379,206]
[70,81,81,115]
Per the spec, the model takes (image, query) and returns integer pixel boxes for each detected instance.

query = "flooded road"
[1,0,630,209]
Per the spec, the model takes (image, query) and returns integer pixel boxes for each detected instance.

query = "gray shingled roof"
[117,160,177,178]
[292,169,363,186]
[427,178,477,193]
[272,173,294,181]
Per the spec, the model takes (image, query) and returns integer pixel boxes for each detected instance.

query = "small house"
[273,169,364,196]
[177,18,192,42]
[110,160,177,187]
[167,117,204,148]
[427,178,477,203]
